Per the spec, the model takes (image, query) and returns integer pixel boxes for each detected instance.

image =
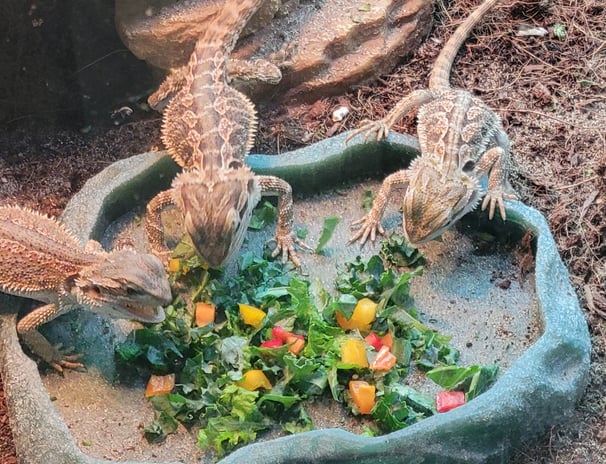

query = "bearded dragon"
[0,206,171,372]
[348,0,517,246]
[145,0,310,268]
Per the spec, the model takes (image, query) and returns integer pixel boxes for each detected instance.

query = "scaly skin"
[0,206,171,372]
[146,0,310,268]
[348,0,517,247]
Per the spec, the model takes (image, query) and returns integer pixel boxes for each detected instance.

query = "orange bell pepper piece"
[285,334,305,355]
[349,380,376,414]
[380,332,393,351]
[145,373,176,397]
[370,345,397,371]
[195,302,216,327]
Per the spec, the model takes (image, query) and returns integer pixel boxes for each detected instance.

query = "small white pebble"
[516,25,548,37]
[331,106,350,122]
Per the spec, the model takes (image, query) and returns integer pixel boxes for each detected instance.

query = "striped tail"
[193,0,264,60]
[428,0,499,90]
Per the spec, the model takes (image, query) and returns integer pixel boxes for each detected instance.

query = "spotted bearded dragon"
[145,0,310,268]
[348,0,517,246]
[0,206,171,372]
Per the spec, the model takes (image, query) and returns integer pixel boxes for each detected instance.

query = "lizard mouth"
[123,303,166,323]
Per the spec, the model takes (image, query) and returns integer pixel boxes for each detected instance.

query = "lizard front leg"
[17,303,84,372]
[228,41,296,85]
[150,45,293,111]
[256,175,312,266]
[346,89,434,143]
[148,67,188,112]
[475,146,517,220]
[145,189,176,264]
[228,58,283,85]
[349,170,411,246]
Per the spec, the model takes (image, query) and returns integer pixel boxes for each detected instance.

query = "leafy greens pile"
[116,244,497,456]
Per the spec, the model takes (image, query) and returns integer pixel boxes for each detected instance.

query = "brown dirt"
[1,0,605,462]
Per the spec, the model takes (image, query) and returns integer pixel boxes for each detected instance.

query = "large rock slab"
[115,0,435,102]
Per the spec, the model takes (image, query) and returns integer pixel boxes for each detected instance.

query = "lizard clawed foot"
[345,119,390,145]
[147,246,172,268]
[269,233,313,267]
[236,42,296,87]
[348,215,385,246]
[481,190,518,220]
[268,41,297,69]
[49,352,85,373]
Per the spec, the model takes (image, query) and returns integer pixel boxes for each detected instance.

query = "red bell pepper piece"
[260,339,284,348]
[364,332,383,351]
[436,391,466,413]
[272,325,290,342]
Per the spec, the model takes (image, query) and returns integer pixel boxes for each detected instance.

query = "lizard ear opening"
[73,275,103,301]
[83,285,102,299]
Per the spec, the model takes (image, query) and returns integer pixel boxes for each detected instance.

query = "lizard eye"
[126,287,140,296]
[462,160,475,172]
[228,160,242,169]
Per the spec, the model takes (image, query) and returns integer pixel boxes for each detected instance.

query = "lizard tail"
[428,0,499,90]
[195,0,264,59]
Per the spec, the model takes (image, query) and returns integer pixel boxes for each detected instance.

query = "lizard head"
[73,250,171,323]
[402,157,482,245]
[173,167,262,268]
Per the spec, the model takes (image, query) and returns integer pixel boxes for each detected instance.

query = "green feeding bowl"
[0,131,589,464]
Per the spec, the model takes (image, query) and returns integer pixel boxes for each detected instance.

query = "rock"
[115,0,435,103]
[115,0,288,70]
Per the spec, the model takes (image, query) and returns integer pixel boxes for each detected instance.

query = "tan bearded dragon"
[0,205,171,372]
[145,0,310,268]
[348,0,517,246]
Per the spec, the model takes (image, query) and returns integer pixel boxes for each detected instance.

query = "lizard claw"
[269,233,312,267]
[158,250,173,269]
[268,41,297,69]
[348,215,385,246]
[345,119,390,145]
[50,353,85,373]
[481,190,518,220]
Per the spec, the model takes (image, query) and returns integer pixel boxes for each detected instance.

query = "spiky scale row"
[0,205,97,293]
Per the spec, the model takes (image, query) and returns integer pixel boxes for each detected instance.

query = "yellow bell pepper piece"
[341,338,369,368]
[167,258,181,273]
[238,303,266,328]
[237,370,272,391]
[336,298,377,332]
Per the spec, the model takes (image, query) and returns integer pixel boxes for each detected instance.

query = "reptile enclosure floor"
[40,178,540,464]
